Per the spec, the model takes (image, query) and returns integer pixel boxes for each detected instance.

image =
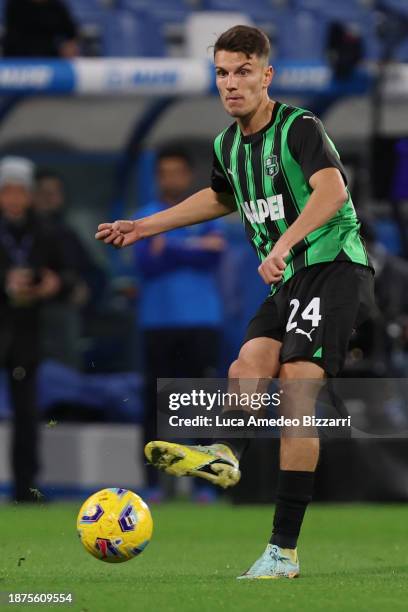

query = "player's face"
[0,184,32,220]
[215,51,273,118]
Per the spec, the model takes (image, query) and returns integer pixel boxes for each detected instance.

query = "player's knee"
[228,358,259,379]
[228,359,244,379]
[280,362,303,380]
[280,360,325,380]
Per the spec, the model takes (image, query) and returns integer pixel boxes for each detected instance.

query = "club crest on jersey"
[264,155,279,178]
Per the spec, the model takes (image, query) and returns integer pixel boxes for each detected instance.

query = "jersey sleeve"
[211,150,233,194]
[287,113,348,185]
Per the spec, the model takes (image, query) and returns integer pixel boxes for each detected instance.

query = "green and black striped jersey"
[211,101,370,294]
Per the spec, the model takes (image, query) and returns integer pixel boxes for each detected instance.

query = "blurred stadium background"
[0,0,407,503]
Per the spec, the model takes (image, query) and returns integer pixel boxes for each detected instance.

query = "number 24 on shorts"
[286,297,322,332]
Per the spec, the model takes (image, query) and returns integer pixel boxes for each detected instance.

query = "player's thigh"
[238,293,283,378]
[280,263,373,377]
[230,336,282,378]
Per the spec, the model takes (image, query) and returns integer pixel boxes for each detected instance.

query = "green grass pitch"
[1,501,408,611]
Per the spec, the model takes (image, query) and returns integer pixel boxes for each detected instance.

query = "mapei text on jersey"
[241,194,284,224]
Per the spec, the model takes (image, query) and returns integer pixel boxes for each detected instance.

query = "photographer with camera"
[0,156,75,502]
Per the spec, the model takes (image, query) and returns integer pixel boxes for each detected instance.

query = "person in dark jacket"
[3,0,79,58]
[0,156,75,501]
[33,169,107,366]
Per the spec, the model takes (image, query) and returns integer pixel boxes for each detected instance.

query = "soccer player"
[96,25,375,579]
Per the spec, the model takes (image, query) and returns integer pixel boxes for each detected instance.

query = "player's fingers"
[258,264,268,284]
[260,261,277,278]
[95,229,112,240]
[113,235,125,248]
[104,231,122,244]
[259,262,283,284]
[270,274,283,285]
[266,275,282,284]
[258,264,271,285]
[112,220,134,234]
[97,223,113,231]
[271,268,284,281]
[274,257,287,271]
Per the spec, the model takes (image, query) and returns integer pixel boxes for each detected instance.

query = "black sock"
[271,470,315,549]
[214,409,250,460]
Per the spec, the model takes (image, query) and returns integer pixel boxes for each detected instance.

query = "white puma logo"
[227,168,235,177]
[295,327,315,342]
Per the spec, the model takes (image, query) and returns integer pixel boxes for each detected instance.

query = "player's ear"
[263,65,274,88]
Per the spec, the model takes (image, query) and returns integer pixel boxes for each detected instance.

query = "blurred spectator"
[364,221,408,376]
[327,21,363,79]
[34,169,107,366]
[134,145,225,502]
[3,0,79,58]
[0,156,75,501]
[347,219,408,376]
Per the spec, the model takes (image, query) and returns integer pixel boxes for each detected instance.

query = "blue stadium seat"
[275,9,326,61]
[374,219,403,256]
[319,4,371,24]
[202,3,327,61]
[102,9,166,57]
[203,0,278,22]
[395,39,408,62]
[284,2,384,61]
[293,0,366,10]
[65,0,105,26]
[381,0,408,17]
[120,0,192,24]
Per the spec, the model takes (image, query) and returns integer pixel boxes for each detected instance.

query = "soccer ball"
[77,488,153,563]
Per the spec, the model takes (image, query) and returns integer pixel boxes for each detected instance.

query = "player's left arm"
[258,168,347,284]
[258,114,348,285]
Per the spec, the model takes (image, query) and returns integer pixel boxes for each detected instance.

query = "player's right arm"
[95,187,234,248]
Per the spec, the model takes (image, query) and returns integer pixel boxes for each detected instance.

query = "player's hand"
[258,242,289,285]
[95,220,142,248]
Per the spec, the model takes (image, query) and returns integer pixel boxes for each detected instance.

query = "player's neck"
[237,98,275,136]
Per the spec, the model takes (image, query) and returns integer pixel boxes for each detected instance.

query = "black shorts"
[244,262,376,377]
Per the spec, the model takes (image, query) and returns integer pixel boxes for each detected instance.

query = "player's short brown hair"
[214,25,270,62]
